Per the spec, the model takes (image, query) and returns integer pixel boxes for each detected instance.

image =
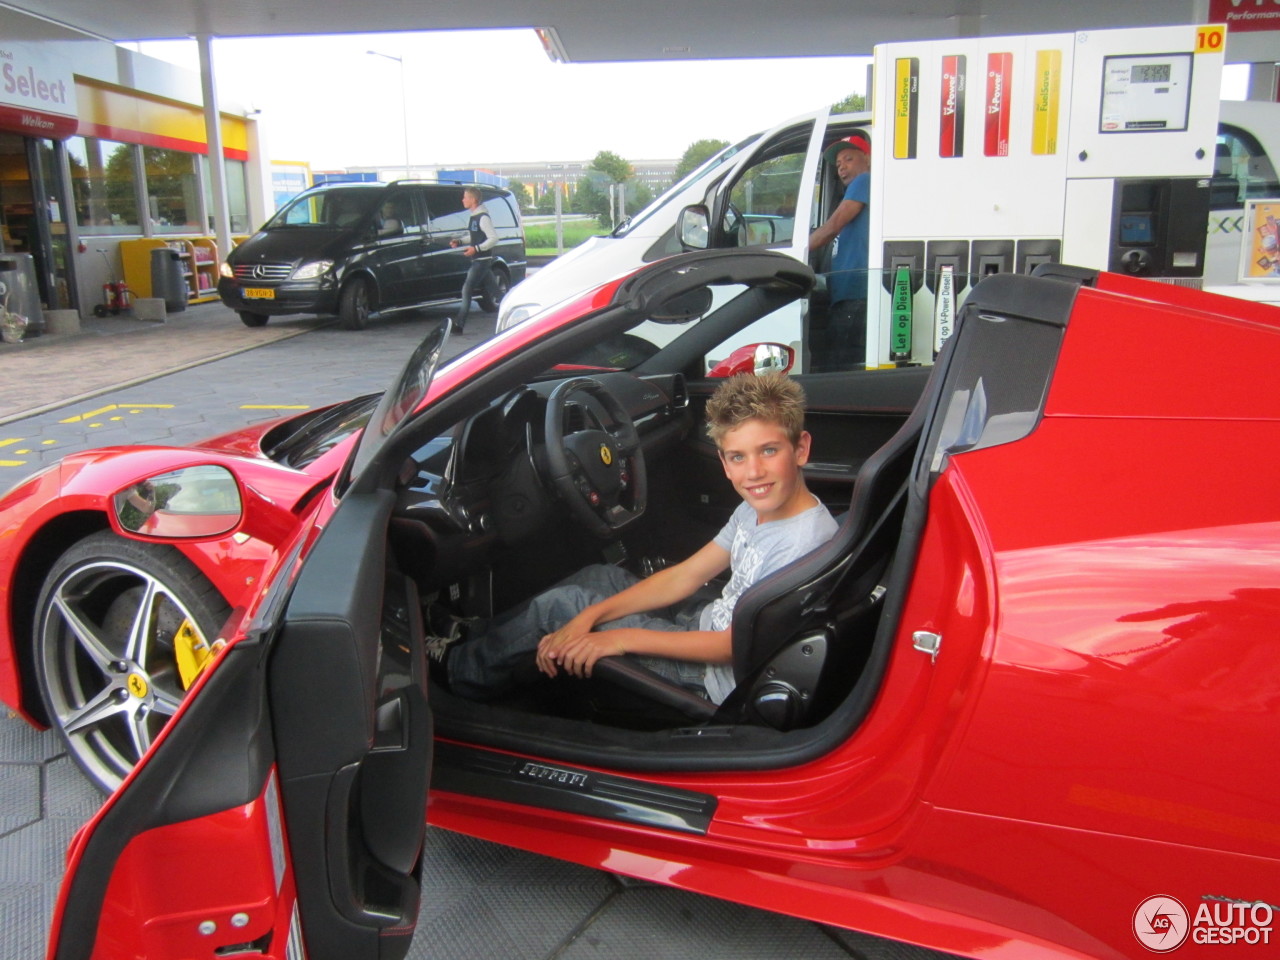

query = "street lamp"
[367,49,410,179]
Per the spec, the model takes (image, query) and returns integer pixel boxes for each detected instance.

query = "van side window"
[486,196,517,229]
[426,187,470,235]
[380,191,421,234]
[720,128,809,248]
[1212,125,1280,210]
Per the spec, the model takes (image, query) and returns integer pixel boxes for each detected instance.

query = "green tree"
[579,152,638,230]
[572,172,612,228]
[589,150,633,184]
[143,148,198,227]
[536,187,559,215]
[507,179,533,211]
[629,181,653,212]
[831,92,867,114]
[104,143,141,223]
[674,138,730,181]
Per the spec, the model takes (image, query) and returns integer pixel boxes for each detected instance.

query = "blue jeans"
[447,564,709,701]
[455,257,495,328]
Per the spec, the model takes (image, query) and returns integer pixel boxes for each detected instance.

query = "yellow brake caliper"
[174,618,222,690]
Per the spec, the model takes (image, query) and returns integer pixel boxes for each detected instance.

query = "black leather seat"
[594,398,924,731]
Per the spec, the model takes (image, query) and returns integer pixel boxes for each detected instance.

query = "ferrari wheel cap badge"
[126,672,149,699]
[599,444,613,466]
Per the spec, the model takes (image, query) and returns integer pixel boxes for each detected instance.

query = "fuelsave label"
[894,57,919,159]
[1031,49,1062,155]
[984,52,1012,157]
[939,55,966,158]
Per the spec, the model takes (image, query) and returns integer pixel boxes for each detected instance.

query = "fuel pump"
[866,23,1225,368]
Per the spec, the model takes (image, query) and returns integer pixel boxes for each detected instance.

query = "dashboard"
[391,372,688,586]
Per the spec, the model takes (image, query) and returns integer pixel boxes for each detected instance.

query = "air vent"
[670,373,688,409]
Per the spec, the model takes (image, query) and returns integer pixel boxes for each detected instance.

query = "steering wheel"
[543,378,647,537]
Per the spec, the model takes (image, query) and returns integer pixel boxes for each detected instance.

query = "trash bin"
[150,247,188,313]
[0,253,46,338]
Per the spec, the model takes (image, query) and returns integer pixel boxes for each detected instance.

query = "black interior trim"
[270,491,426,960]
[432,741,718,834]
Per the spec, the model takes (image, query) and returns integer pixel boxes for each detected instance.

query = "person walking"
[450,187,498,333]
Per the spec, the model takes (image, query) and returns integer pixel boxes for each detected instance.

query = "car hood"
[228,228,356,265]
[499,235,640,327]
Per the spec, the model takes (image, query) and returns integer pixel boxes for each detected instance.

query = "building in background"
[344,159,678,209]
[0,8,268,323]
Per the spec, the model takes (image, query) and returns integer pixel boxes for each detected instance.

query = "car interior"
[322,250,942,775]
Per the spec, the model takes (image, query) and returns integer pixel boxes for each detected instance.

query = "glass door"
[0,132,75,310]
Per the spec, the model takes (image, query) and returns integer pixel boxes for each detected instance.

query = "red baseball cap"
[823,133,871,163]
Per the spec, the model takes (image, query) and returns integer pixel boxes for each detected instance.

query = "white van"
[499,99,1280,334]
[497,107,870,331]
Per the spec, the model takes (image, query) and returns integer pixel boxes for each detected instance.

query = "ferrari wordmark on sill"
[518,762,589,789]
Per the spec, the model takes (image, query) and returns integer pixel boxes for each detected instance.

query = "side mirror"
[678,204,710,250]
[113,465,243,539]
[707,342,796,378]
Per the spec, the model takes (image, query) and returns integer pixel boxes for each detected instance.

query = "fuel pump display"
[1100,54,1193,132]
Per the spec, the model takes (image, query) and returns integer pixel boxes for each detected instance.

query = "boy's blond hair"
[705,372,806,447]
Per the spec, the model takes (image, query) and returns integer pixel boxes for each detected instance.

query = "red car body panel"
[17,261,1280,960]
[425,278,1280,958]
[53,775,296,960]
[0,438,336,719]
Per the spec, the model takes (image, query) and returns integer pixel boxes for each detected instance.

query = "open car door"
[46,328,448,960]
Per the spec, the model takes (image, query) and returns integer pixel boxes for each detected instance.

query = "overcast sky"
[139,30,870,170]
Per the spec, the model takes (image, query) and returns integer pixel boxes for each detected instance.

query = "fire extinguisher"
[93,249,133,317]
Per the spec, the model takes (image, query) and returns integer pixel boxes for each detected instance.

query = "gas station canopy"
[5,0,1229,62]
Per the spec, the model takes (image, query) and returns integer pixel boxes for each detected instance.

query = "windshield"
[264,188,380,230]
[261,394,381,469]
[347,323,449,483]
[613,134,760,238]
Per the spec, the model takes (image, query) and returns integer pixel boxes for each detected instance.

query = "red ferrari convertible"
[1,249,1276,960]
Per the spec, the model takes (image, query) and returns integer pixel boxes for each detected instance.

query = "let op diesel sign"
[0,42,77,140]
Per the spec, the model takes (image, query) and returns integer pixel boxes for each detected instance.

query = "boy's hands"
[537,617,626,678]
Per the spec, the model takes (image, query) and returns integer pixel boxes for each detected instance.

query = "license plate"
[243,288,275,300]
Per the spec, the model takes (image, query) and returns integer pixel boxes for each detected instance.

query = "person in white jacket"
[450,187,498,332]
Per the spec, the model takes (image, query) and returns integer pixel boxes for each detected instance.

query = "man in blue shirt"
[808,133,871,369]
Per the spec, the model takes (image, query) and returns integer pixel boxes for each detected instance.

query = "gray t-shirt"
[698,499,839,703]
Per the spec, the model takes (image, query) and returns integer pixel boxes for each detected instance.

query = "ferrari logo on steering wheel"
[599,444,613,466]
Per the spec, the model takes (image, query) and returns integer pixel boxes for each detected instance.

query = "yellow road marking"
[240,404,310,410]
[60,403,173,423]
[0,438,24,465]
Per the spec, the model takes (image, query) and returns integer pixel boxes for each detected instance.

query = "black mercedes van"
[218,180,526,329]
